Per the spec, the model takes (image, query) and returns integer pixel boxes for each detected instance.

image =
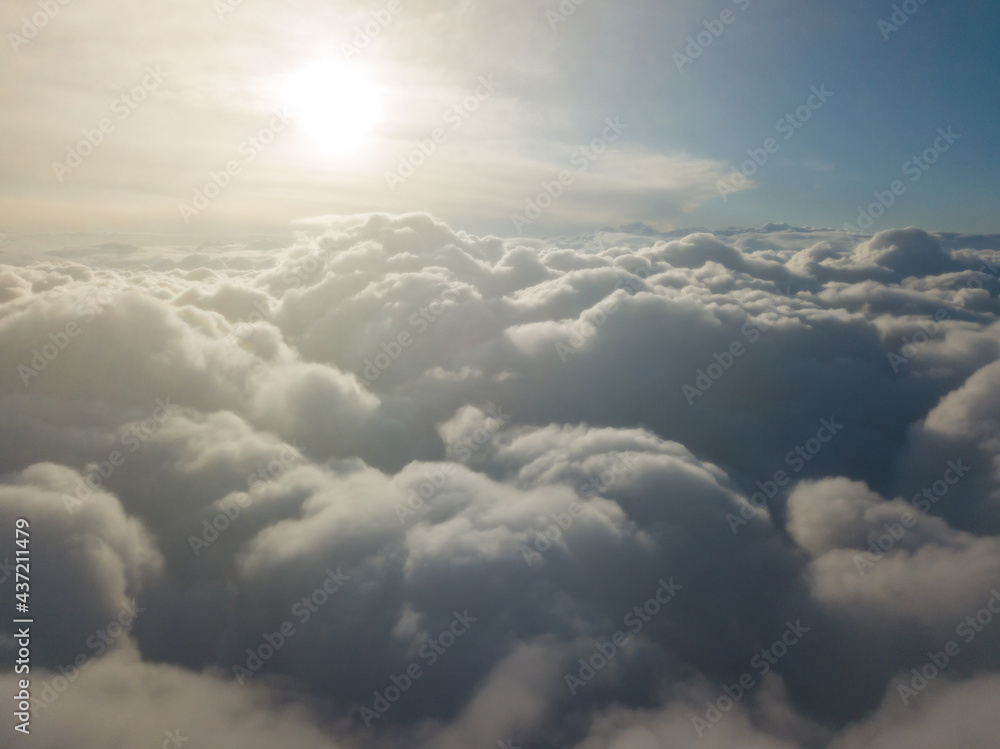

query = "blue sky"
[0,0,996,236]
[544,0,1000,233]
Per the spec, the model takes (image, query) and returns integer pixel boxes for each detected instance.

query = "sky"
[2,3,1000,749]
[0,0,998,238]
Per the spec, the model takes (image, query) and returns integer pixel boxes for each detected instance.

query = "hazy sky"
[3,4,1000,748]
[2,0,998,237]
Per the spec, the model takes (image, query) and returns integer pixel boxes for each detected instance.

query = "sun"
[279,59,383,156]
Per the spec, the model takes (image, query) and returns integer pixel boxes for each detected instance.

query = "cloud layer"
[1,214,1000,748]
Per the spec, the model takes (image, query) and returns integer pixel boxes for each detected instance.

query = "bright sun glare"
[279,59,383,156]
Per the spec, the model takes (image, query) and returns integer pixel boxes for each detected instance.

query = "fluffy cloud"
[1,215,999,747]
